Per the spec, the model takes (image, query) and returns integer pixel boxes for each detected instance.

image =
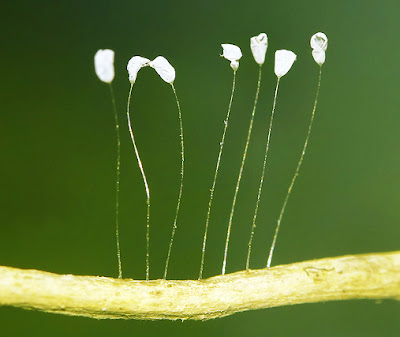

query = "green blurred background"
[1,0,399,336]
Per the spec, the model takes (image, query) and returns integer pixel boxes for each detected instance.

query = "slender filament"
[246,77,280,270]
[199,71,237,280]
[222,66,262,275]
[108,84,123,279]
[126,83,151,280]
[163,84,185,280]
[267,67,323,268]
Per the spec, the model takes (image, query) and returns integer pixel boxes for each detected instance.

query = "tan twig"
[0,251,399,321]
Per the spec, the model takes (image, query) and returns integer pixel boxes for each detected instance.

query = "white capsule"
[94,49,115,83]
[127,56,150,84]
[148,56,176,84]
[250,33,268,65]
[221,44,242,71]
[274,50,297,78]
[310,32,328,66]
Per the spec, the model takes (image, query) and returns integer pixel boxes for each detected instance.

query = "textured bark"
[0,251,399,320]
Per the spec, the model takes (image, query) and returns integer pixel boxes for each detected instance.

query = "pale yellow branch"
[0,251,399,321]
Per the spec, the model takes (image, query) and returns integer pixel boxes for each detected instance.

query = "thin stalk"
[246,77,280,270]
[108,84,122,279]
[164,84,185,279]
[267,67,323,268]
[222,66,262,275]
[198,71,237,280]
[126,83,151,280]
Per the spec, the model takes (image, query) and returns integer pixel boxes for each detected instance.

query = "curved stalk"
[164,84,185,280]
[126,83,151,280]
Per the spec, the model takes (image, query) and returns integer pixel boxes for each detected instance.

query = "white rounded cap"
[250,33,268,65]
[274,50,297,78]
[221,44,242,71]
[310,32,328,65]
[149,56,176,84]
[310,32,328,52]
[94,49,115,83]
[127,56,150,84]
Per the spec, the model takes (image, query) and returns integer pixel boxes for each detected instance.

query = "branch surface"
[1,251,399,320]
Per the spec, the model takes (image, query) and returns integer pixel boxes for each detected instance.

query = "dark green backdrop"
[1,0,399,336]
